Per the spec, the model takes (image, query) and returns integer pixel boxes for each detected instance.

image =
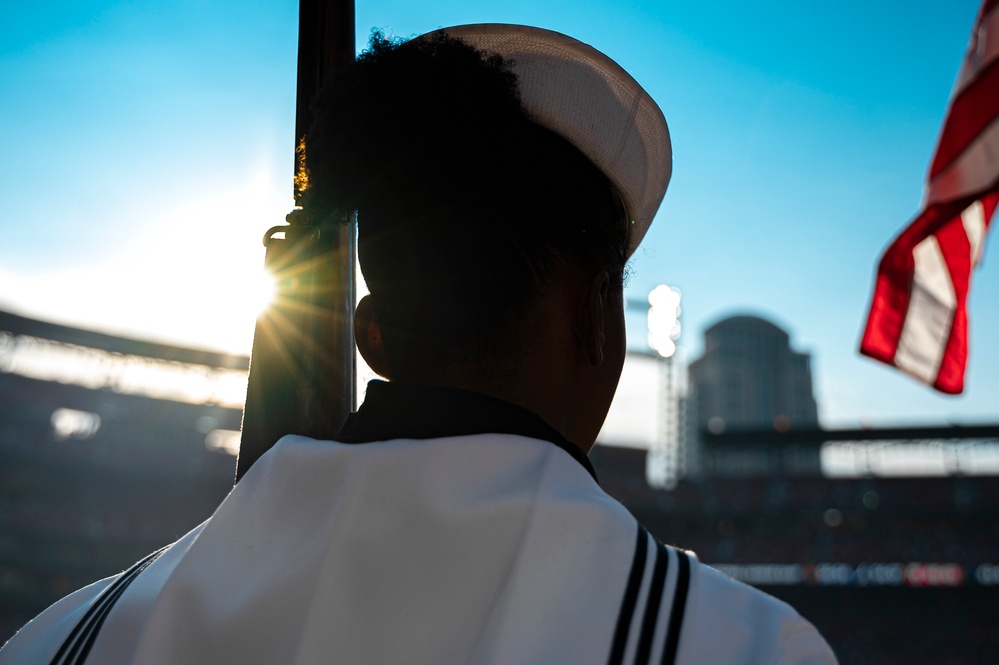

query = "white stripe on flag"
[953,4,999,95]
[962,200,988,266]
[895,235,958,383]
[925,116,999,206]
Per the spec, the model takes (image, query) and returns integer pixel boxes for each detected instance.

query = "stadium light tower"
[645,284,682,489]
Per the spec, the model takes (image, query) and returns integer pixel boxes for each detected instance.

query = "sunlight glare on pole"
[251,268,278,318]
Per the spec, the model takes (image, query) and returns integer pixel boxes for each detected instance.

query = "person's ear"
[354,294,393,379]
[577,270,610,367]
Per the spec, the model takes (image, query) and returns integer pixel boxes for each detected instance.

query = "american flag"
[861,0,999,394]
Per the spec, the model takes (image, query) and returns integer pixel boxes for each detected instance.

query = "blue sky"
[0,0,994,428]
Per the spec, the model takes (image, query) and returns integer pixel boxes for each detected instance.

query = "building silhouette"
[683,315,819,477]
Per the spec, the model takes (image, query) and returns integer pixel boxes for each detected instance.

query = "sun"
[247,268,278,319]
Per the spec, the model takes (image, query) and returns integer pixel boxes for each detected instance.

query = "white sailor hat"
[422,23,672,258]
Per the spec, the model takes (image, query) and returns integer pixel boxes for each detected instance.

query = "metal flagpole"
[236,0,356,482]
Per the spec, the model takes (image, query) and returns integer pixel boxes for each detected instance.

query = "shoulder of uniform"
[607,526,836,664]
[0,577,113,663]
[681,558,838,664]
[606,525,694,665]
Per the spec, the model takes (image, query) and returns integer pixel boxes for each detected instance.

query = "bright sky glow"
[598,353,665,449]
[0,0,994,429]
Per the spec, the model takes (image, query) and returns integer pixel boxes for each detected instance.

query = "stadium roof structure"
[0,309,248,370]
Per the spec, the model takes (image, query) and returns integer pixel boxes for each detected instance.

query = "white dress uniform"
[0,382,837,665]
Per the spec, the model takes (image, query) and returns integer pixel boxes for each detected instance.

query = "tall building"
[683,315,818,477]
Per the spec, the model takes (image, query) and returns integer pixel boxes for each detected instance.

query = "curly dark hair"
[302,30,628,381]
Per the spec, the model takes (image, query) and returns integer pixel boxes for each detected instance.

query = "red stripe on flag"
[929,59,999,181]
[986,194,998,230]
[932,217,973,393]
[934,193,999,391]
